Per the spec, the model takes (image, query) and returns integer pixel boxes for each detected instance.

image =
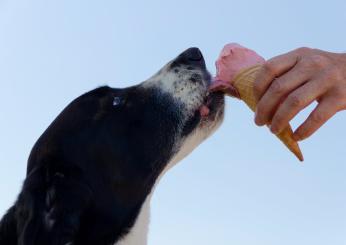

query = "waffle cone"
[231,65,304,161]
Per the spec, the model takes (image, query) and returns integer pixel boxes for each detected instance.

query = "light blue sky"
[0,0,345,244]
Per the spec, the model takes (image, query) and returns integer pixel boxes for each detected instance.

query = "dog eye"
[113,96,122,107]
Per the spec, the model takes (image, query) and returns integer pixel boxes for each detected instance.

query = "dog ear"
[17,166,92,245]
[46,170,92,245]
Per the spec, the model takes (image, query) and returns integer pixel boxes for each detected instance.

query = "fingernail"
[254,110,262,126]
[255,117,262,126]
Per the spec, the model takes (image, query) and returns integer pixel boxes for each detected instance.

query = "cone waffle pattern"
[232,65,304,161]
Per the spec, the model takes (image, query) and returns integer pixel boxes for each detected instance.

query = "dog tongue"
[199,105,210,117]
[209,80,241,98]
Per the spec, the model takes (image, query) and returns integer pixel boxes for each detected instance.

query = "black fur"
[1,86,181,245]
[0,47,224,245]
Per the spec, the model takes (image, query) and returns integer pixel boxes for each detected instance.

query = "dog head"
[28,47,224,200]
[21,47,225,244]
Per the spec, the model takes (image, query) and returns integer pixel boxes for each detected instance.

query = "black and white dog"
[0,48,224,245]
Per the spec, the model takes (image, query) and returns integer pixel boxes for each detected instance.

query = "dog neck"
[116,129,209,245]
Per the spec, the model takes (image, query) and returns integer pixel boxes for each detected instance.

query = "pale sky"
[0,1,345,244]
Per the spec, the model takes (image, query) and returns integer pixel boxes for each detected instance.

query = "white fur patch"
[143,63,208,118]
[116,194,152,245]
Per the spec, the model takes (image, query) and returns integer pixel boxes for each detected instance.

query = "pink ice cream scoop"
[209,43,265,97]
[209,43,304,161]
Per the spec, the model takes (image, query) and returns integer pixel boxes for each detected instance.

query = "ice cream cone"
[231,65,304,161]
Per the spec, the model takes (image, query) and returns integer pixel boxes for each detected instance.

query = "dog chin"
[163,97,224,175]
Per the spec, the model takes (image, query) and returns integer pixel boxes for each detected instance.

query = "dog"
[0,47,225,245]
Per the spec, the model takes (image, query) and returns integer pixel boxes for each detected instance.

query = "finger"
[293,96,340,141]
[255,65,310,126]
[254,50,300,102]
[269,78,330,134]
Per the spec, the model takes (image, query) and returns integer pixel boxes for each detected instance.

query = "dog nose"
[175,47,205,68]
[183,47,203,61]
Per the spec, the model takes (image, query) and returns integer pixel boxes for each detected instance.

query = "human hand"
[254,47,346,141]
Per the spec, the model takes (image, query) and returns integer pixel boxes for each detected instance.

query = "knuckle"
[295,47,311,54]
[262,62,276,76]
[310,111,325,124]
[307,54,327,68]
[269,80,286,95]
[287,94,303,108]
